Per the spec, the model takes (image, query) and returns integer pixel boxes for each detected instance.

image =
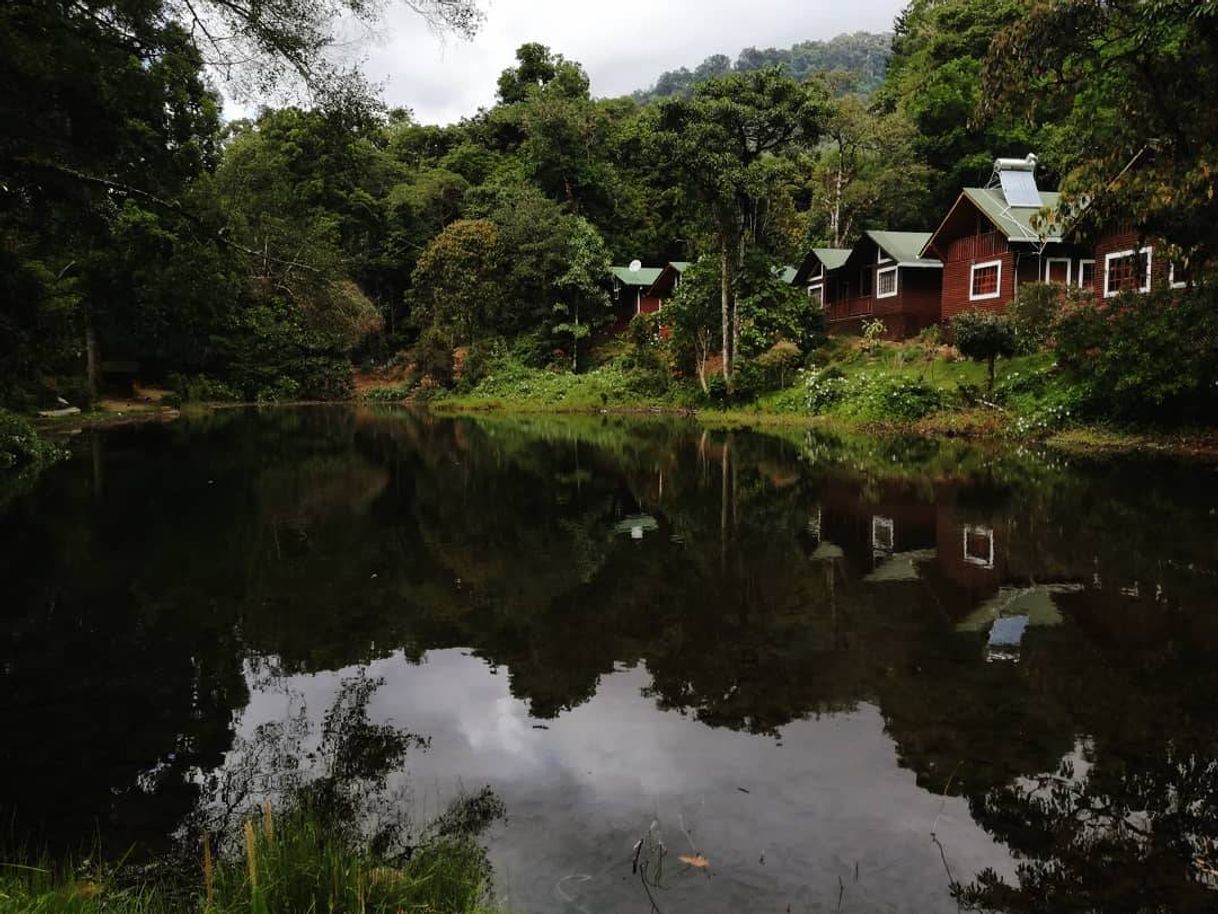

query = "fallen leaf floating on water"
[678,854,710,869]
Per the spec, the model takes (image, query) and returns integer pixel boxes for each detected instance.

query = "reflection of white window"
[963,525,995,569]
[1104,248,1152,297]
[970,259,1003,300]
[807,508,822,541]
[1044,258,1072,285]
[1170,262,1190,289]
[872,516,895,555]
[876,265,898,298]
[807,284,824,306]
[1078,259,1096,288]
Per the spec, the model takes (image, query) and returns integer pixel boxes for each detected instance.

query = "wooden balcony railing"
[825,296,874,320]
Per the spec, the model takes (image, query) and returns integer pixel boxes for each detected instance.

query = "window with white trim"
[1078,259,1096,289]
[970,259,1003,300]
[1170,262,1191,289]
[877,247,892,264]
[872,516,894,556]
[1045,258,1072,285]
[876,265,898,298]
[807,284,824,307]
[1104,248,1152,297]
[963,525,995,569]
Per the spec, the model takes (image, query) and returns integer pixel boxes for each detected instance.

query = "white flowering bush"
[803,367,848,413]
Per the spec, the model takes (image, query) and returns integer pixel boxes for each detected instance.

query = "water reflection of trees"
[3,407,1217,905]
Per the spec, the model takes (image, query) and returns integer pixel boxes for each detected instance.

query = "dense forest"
[631,31,893,102]
[1,0,1216,414]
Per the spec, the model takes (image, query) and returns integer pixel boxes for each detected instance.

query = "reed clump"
[0,801,499,914]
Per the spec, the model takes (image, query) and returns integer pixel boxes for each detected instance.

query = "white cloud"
[335,0,905,124]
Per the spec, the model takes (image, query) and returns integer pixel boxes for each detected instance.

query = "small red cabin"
[792,247,851,307]
[815,231,944,340]
[644,261,691,307]
[609,265,663,331]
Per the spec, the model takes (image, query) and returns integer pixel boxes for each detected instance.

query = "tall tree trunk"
[84,304,100,401]
[732,232,744,377]
[719,233,733,393]
[572,305,580,373]
[833,142,845,248]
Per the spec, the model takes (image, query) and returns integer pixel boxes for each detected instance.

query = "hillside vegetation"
[631,31,893,102]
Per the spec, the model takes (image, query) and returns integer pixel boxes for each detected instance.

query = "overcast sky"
[343,0,907,125]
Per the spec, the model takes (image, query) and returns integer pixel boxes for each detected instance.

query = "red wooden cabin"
[817,231,944,340]
[609,265,663,331]
[922,156,1093,319]
[644,261,691,307]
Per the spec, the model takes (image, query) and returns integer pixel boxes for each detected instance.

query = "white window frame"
[1103,247,1153,298]
[877,247,893,265]
[1044,258,1072,285]
[1170,263,1189,290]
[1078,259,1096,288]
[969,259,1003,301]
[963,525,995,570]
[807,283,824,307]
[872,516,894,555]
[876,265,899,299]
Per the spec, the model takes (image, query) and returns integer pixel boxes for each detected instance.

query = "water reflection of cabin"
[809,488,939,578]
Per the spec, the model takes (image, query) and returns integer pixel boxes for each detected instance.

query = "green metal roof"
[812,248,851,271]
[670,261,691,273]
[865,231,942,268]
[962,188,1065,243]
[609,265,663,286]
[778,265,798,284]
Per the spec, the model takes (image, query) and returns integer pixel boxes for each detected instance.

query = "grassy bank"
[376,336,1216,459]
[0,804,499,914]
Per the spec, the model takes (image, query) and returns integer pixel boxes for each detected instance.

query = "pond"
[2,406,1217,912]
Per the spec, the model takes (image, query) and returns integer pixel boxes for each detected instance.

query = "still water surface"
[3,407,1217,912]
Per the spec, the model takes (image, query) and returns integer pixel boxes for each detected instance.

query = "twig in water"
[631,822,666,914]
[930,761,965,913]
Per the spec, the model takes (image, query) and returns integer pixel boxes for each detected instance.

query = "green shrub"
[458,340,502,392]
[837,373,943,421]
[170,374,241,403]
[0,409,61,470]
[915,323,943,348]
[861,317,886,350]
[952,309,1017,390]
[803,366,848,413]
[756,340,802,389]
[415,327,455,387]
[1051,284,1218,421]
[290,356,354,401]
[1007,282,1065,352]
[362,383,415,402]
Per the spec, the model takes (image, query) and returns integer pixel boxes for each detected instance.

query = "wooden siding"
[942,248,1017,320]
[825,268,942,340]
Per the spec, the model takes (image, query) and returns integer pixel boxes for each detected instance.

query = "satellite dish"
[628,259,643,273]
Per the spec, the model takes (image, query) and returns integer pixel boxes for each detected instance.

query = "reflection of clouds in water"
[229,649,1013,914]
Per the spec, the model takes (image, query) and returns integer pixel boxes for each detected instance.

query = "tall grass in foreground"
[0,802,499,914]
